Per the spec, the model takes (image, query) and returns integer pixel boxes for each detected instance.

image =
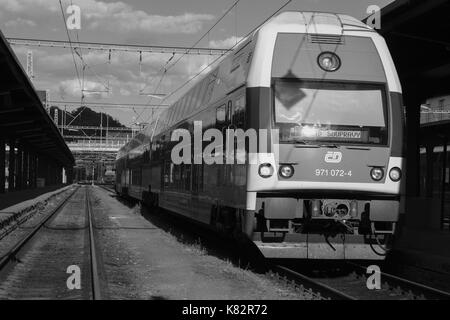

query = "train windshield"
[273,79,388,145]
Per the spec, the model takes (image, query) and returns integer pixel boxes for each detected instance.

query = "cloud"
[0,0,215,34]
[34,49,209,82]
[119,88,131,96]
[33,48,208,101]
[58,78,109,100]
[87,11,215,34]
[10,45,46,57]
[209,36,244,49]
[4,17,36,27]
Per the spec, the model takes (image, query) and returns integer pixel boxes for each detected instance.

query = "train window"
[194,80,206,112]
[191,164,203,193]
[166,108,174,128]
[180,97,189,121]
[273,79,388,145]
[183,164,191,191]
[187,83,202,115]
[143,145,150,163]
[169,163,174,184]
[199,163,204,191]
[173,103,180,125]
[187,90,195,116]
[154,114,163,133]
[131,169,141,186]
[192,165,198,193]
[227,100,233,123]
[182,95,191,119]
[185,92,193,115]
[176,100,185,123]
[185,90,195,116]
[438,99,445,109]
[163,161,171,188]
[198,78,209,107]
[175,165,182,190]
[234,95,246,128]
[216,104,226,124]
[204,71,217,104]
[171,103,179,125]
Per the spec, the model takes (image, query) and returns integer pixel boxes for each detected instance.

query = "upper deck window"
[273,79,388,145]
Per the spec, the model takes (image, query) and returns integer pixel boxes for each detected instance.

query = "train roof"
[258,11,372,34]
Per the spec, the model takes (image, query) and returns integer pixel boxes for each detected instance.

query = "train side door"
[233,94,247,196]
[224,100,235,187]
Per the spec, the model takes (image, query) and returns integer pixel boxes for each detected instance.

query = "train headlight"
[279,165,295,178]
[317,52,341,72]
[370,167,384,181]
[258,163,274,178]
[389,167,402,182]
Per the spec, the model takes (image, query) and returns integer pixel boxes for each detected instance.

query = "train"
[115,11,405,260]
[103,169,116,185]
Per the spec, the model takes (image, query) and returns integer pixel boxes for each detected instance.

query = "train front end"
[245,12,404,260]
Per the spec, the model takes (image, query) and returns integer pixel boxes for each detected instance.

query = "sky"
[0,0,394,126]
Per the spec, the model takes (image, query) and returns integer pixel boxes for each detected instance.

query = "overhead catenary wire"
[135,0,242,126]
[59,0,87,128]
[50,0,292,135]
[145,0,293,134]
[130,53,174,126]
[60,0,110,128]
[156,0,293,106]
[164,0,240,75]
[49,101,168,108]
[7,37,229,55]
[141,0,240,94]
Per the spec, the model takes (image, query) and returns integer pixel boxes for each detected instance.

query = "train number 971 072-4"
[314,169,352,177]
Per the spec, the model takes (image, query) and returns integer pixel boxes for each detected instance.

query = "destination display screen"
[288,126,370,143]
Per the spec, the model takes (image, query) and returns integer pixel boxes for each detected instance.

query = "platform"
[390,196,450,275]
[0,184,69,211]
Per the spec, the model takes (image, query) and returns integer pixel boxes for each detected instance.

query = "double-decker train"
[115,11,405,260]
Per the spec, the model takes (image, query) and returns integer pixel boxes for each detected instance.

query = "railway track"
[271,265,357,300]
[85,187,102,300]
[0,186,103,300]
[272,262,450,300]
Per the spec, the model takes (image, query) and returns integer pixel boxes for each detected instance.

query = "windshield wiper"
[345,146,371,150]
[318,143,340,148]
[289,140,320,148]
[289,140,340,148]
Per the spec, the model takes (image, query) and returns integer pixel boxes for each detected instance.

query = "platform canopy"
[377,0,450,103]
[0,30,74,167]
